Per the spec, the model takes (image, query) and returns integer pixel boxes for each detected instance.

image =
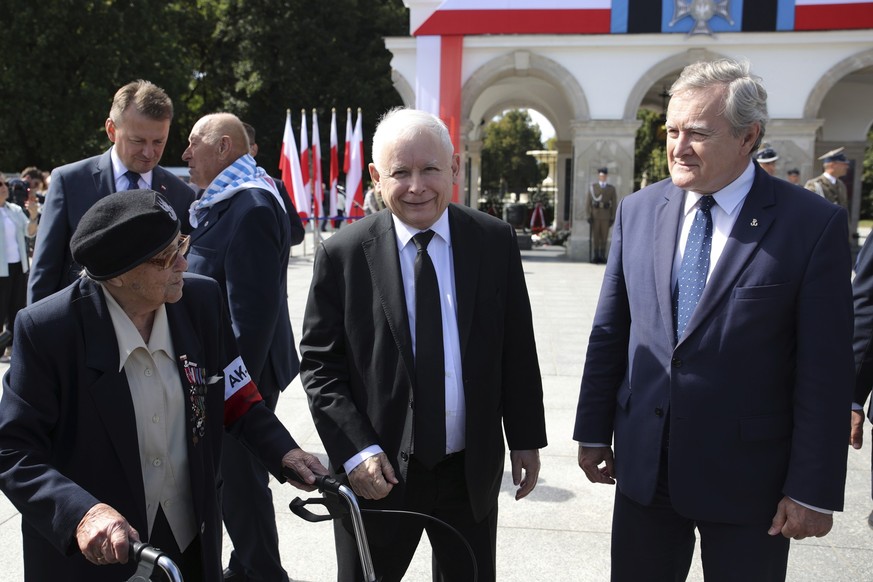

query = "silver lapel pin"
[750,218,758,227]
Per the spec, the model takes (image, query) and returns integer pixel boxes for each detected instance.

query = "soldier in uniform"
[786,168,801,185]
[585,167,617,264]
[754,145,779,176]
[805,147,849,210]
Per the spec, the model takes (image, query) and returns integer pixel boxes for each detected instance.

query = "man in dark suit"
[182,113,297,582]
[574,59,853,581]
[850,234,873,527]
[300,107,547,582]
[241,121,305,247]
[28,80,195,304]
[0,190,325,582]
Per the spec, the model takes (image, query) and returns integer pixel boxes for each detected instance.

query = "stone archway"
[459,51,587,230]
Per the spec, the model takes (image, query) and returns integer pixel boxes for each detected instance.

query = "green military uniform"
[585,169,617,263]
[804,173,847,210]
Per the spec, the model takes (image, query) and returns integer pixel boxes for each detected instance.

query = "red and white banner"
[311,109,324,221]
[345,109,365,220]
[414,0,611,35]
[329,108,339,218]
[299,110,312,216]
[279,110,311,218]
[794,0,873,30]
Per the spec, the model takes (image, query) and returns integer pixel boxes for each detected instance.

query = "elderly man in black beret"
[0,190,327,582]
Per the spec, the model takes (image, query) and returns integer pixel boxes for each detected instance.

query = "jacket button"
[655,408,663,417]
[671,357,682,367]
[400,452,409,461]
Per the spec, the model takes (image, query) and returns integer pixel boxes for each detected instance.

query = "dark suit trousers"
[611,450,790,582]
[0,262,27,343]
[221,390,289,582]
[335,452,497,582]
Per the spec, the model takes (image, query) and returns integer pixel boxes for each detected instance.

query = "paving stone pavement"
[0,236,870,580]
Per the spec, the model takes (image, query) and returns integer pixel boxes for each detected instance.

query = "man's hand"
[578,444,616,485]
[348,453,398,500]
[510,449,541,500]
[768,496,833,539]
[851,409,865,449]
[76,503,139,566]
[282,448,329,492]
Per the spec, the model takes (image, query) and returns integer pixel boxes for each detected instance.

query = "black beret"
[597,167,608,175]
[70,189,181,280]
[787,168,800,176]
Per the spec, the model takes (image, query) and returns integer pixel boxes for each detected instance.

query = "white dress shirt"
[111,147,154,191]
[343,209,466,473]
[103,287,197,549]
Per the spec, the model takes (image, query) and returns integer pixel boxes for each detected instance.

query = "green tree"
[168,0,408,175]
[0,0,408,176]
[0,0,204,171]
[634,108,669,190]
[480,110,546,198]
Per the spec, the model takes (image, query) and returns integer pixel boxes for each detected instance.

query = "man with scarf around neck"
[182,113,299,582]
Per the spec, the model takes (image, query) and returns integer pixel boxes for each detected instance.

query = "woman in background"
[0,174,37,362]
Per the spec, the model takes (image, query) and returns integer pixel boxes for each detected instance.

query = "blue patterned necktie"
[673,195,716,341]
[123,170,141,191]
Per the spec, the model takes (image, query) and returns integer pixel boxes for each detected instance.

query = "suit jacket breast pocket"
[734,283,792,301]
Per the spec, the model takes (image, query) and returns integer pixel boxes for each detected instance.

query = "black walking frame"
[284,467,479,582]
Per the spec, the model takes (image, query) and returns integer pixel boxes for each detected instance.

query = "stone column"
[466,139,483,209]
[555,140,572,231]
[566,119,641,261]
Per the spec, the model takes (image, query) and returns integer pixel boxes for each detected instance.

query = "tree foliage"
[0,0,407,175]
[634,108,669,191]
[480,110,546,197]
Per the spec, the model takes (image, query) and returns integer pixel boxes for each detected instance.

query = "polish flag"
[311,109,324,222]
[279,110,311,218]
[794,0,873,30]
[413,0,611,35]
[299,109,312,216]
[345,108,365,220]
[329,108,339,219]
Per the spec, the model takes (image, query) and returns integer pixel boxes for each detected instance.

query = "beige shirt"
[103,287,197,551]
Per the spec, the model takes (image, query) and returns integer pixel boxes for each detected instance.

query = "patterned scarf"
[188,154,286,228]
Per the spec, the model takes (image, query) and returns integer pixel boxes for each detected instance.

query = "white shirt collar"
[110,146,154,189]
[392,208,451,249]
[682,160,755,217]
[102,285,172,372]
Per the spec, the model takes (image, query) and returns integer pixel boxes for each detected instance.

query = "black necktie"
[124,170,141,191]
[412,230,445,469]
[673,195,716,341]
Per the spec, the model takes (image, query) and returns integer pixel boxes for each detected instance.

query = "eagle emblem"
[670,0,733,36]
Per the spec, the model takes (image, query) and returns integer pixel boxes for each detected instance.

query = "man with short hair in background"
[183,113,298,582]
[28,80,194,304]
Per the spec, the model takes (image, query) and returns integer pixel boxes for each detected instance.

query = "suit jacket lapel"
[166,299,208,521]
[448,205,481,359]
[94,149,116,196]
[681,169,776,343]
[654,185,685,345]
[80,281,147,524]
[362,212,415,380]
[189,198,231,243]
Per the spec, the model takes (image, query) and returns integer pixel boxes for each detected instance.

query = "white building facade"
[386,0,873,260]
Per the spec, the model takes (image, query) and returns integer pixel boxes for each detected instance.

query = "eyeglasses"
[146,235,190,270]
